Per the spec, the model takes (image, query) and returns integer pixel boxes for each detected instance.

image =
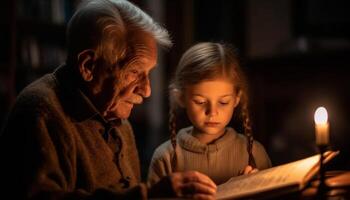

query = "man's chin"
[104,109,132,121]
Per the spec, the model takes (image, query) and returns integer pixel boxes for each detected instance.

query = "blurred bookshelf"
[0,0,16,128]
[16,0,80,91]
[0,0,80,128]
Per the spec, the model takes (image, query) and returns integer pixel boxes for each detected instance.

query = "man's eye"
[130,70,139,75]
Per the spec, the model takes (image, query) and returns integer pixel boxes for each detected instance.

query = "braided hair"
[168,91,178,171]
[168,42,256,169]
[240,90,256,168]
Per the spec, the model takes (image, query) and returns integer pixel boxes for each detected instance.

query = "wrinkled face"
[91,32,157,120]
[183,78,240,136]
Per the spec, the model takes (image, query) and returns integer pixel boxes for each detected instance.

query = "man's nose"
[136,76,151,98]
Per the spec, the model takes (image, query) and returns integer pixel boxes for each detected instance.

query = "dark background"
[1,0,350,181]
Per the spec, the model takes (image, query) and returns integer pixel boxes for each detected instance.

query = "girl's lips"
[204,122,220,126]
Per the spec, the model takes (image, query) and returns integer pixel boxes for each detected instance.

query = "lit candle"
[314,107,329,145]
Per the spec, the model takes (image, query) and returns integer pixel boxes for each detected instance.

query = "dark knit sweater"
[0,65,147,199]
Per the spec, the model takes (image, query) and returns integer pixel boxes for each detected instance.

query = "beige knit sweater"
[148,126,272,185]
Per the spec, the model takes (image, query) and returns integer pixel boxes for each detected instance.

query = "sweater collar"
[177,126,238,153]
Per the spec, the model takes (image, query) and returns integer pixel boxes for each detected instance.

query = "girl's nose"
[205,103,218,117]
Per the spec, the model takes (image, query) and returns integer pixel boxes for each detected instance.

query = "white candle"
[314,107,329,145]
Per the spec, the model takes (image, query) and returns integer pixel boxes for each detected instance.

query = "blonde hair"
[169,42,256,170]
[66,0,172,66]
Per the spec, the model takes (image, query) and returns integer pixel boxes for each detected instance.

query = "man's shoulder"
[14,73,59,113]
[19,73,56,98]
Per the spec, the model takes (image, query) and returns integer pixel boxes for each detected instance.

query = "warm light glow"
[314,106,329,145]
[314,107,328,124]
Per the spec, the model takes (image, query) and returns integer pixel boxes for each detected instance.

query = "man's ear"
[77,49,96,82]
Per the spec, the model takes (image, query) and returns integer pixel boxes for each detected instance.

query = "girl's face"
[182,78,240,136]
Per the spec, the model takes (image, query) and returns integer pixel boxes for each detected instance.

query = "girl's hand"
[240,165,259,175]
[149,171,217,200]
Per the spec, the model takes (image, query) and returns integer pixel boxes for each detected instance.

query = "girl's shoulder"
[151,126,192,160]
[226,127,265,149]
[152,139,174,161]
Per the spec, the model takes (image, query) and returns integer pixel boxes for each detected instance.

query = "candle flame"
[314,107,328,124]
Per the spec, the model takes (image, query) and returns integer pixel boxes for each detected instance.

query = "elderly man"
[0,0,216,199]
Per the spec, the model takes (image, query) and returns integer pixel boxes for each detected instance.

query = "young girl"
[148,42,271,185]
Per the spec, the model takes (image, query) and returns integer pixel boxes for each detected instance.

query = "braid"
[169,106,178,171]
[240,92,257,168]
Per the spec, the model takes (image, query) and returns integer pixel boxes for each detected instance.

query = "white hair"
[109,0,172,48]
[66,0,172,64]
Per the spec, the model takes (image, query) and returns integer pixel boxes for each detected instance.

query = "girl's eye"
[193,100,206,105]
[219,101,229,105]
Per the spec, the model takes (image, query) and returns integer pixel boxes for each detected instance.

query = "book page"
[216,154,323,200]
[149,152,338,200]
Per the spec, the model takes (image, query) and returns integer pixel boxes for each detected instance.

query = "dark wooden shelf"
[246,49,350,70]
[17,19,66,44]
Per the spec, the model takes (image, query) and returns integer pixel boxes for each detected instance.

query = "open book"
[217,151,339,200]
